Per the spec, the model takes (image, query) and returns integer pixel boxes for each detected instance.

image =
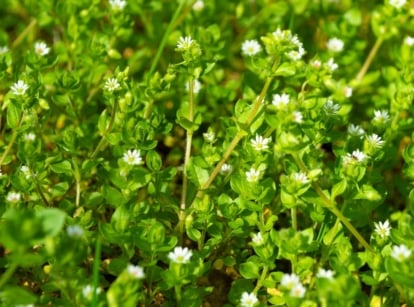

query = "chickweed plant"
[1,0,414,306]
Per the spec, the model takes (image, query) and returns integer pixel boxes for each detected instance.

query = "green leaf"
[36,208,66,238]
[331,179,347,200]
[7,102,21,128]
[50,160,72,174]
[146,150,162,171]
[0,286,37,305]
[274,62,296,77]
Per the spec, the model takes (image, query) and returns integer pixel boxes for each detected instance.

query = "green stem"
[72,158,81,207]
[0,112,23,167]
[354,36,384,85]
[253,265,269,293]
[12,18,37,48]
[174,285,182,303]
[91,99,118,158]
[196,77,274,197]
[292,153,374,252]
[91,237,102,307]
[0,262,18,290]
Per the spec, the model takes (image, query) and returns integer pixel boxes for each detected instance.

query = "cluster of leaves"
[0,0,414,306]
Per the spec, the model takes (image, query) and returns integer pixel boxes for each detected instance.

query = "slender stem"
[174,285,182,303]
[253,265,269,293]
[292,153,374,252]
[0,112,23,167]
[179,79,195,239]
[0,262,18,290]
[197,77,274,196]
[291,207,297,231]
[72,158,81,207]
[91,99,118,158]
[354,36,384,85]
[12,19,37,48]
[34,178,50,207]
[91,237,102,307]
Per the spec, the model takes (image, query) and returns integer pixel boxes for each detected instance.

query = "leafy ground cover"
[1,0,414,306]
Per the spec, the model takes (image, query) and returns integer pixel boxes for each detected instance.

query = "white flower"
[311,59,322,69]
[11,80,29,96]
[240,292,258,307]
[366,134,385,148]
[34,41,50,56]
[344,86,353,98]
[127,264,145,279]
[220,163,232,173]
[391,244,411,261]
[292,111,303,123]
[251,134,271,151]
[404,36,414,46]
[185,79,201,94]
[177,36,194,50]
[24,132,36,142]
[203,131,216,143]
[122,149,143,166]
[82,285,101,300]
[67,225,84,238]
[246,167,260,183]
[374,220,391,238]
[327,38,344,53]
[373,110,390,125]
[252,232,264,246]
[325,58,338,71]
[316,268,335,280]
[287,46,305,61]
[241,40,262,56]
[280,273,300,289]
[388,0,406,9]
[323,99,340,115]
[109,0,126,10]
[192,0,205,11]
[168,246,193,264]
[291,172,309,184]
[0,46,8,55]
[20,165,31,179]
[6,191,21,203]
[348,124,365,138]
[104,78,120,92]
[290,283,306,298]
[272,93,290,109]
[343,149,368,166]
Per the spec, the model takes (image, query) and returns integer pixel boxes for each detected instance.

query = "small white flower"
[291,172,309,184]
[327,38,344,53]
[388,0,406,9]
[391,244,411,261]
[104,78,120,92]
[109,0,126,10]
[316,268,335,279]
[185,79,201,94]
[6,191,21,203]
[323,99,340,115]
[177,36,194,50]
[373,110,390,125]
[220,163,232,173]
[246,167,261,183]
[20,165,31,179]
[348,124,365,138]
[404,36,414,46]
[325,58,338,71]
[343,149,368,166]
[11,80,29,96]
[122,149,143,166]
[287,46,305,61]
[374,220,391,238]
[251,134,271,151]
[67,225,84,238]
[272,93,290,109]
[127,264,145,279]
[292,111,303,123]
[82,285,101,300]
[241,40,262,56]
[34,41,50,56]
[24,132,36,142]
[203,131,216,143]
[366,134,385,148]
[280,273,300,289]
[0,46,8,55]
[168,246,193,264]
[290,283,306,298]
[252,232,264,246]
[240,292,258,307]
[311,59,322,69]
[344,86,353,98]
[192,0,205,11]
